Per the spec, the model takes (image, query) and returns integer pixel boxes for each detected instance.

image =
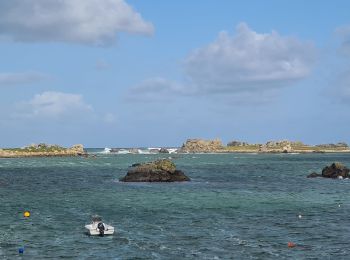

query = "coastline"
[2,138,350,158]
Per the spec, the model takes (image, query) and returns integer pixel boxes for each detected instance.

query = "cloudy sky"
[0,0,350,147]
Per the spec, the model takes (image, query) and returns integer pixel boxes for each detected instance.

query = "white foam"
[138,149,150,154]
[117,149,130,154]
[100,148,111,154]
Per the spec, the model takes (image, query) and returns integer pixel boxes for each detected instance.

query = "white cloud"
[127,77,191,101]
[185,23,315,93]
[0,72,48,86]
[0,0,154,46]
[127,23,316,102]
[16,91,93,119]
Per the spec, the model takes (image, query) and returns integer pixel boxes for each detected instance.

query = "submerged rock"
[120,159,190,182]
[307,172,321,178]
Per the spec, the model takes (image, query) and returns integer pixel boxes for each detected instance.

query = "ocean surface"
[0,151,350,259]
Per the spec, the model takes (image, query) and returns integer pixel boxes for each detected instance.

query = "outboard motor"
[97,222,105,237]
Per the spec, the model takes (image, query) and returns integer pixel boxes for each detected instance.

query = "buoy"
[298,214,302,219]
[288,242,296,248]
[18,247,24,254]
[23,211,30,218]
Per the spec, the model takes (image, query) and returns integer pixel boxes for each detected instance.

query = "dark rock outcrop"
[307,162,350,179]
[321,162,350,178]
[120,159,190,182]
[159,148,169,153]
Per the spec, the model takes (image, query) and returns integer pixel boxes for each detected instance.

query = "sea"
[0,150,350,259]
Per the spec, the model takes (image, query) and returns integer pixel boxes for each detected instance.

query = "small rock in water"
[307,162,350,179]
[120,159,190,182]
[322,162,350,178]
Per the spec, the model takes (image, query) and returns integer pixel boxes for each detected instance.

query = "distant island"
[107,139,350,154]
[177,139,350,153]
[0,143,86,158]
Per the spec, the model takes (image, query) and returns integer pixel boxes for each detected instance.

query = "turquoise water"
[0,152,350,259]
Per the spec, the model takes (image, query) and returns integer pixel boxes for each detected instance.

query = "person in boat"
[92,215,106,236]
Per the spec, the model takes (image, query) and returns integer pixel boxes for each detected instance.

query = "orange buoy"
[288,242,296,248]
[23,211,31,218]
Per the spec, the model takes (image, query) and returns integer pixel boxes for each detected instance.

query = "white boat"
[85,216,115,236]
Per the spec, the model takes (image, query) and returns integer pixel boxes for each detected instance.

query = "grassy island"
[0,143,86,158]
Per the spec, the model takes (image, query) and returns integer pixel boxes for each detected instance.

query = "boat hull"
[85,224,115,236]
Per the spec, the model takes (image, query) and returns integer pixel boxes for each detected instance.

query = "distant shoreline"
[1,139,350,158]
[177,139,350,154]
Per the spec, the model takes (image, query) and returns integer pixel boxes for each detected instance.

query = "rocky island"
[0,143,86,158]
[178,139,224,153]
[120,159,190,182]
[178,138,350,154]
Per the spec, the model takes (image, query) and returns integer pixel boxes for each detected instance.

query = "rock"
[179,138,223,153]
[321,162,350,178]
[70,144,84,153]
[128,148,140,154]
[131,163,141,167]
[159,148,169,153]
[259,140,296,153]
[282,144,292,153]
[120,159,190,182]
[307,172,321,178]
[258,144,268,152]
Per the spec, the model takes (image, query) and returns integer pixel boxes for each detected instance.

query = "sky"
[0,0,350,147]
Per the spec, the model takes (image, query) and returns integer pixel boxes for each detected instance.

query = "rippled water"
[0,152,350,259]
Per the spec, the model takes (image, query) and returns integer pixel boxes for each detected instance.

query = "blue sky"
[0,0,350,147]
